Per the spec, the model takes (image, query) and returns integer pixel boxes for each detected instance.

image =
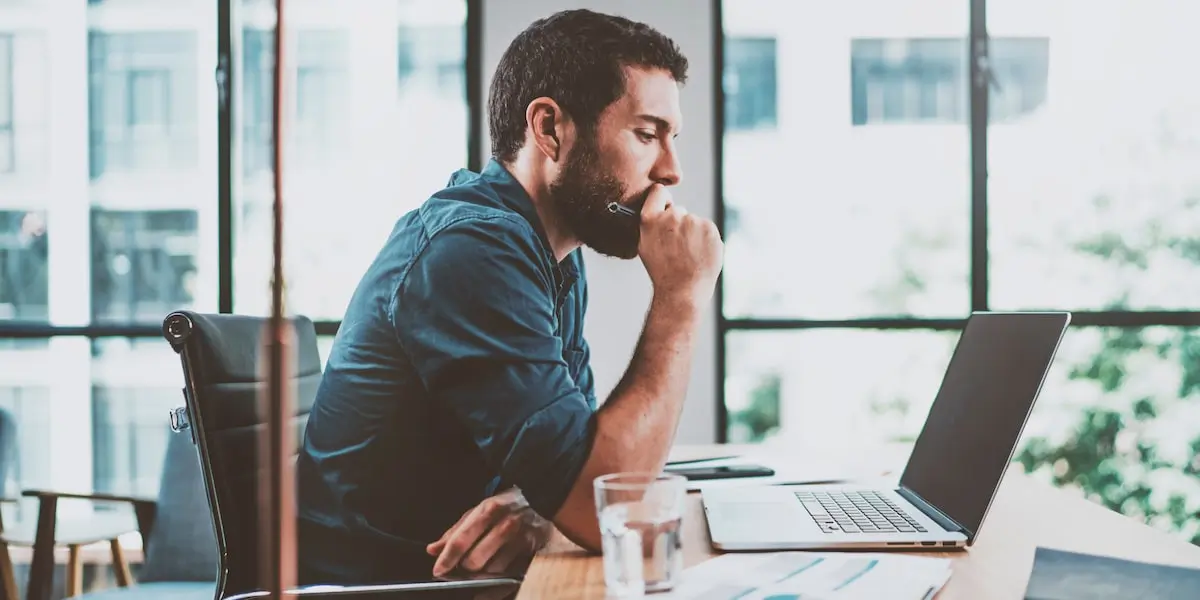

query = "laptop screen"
[899,312,1069,539]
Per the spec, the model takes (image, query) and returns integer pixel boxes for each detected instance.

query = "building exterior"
[0,0,467,511]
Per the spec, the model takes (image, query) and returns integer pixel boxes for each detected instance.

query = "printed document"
[658,551,952,599]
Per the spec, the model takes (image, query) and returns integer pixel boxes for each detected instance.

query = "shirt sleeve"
[390,215,596,518]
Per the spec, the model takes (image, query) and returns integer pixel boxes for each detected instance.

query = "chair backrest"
[163,310,321,598]
[138,422,219,582]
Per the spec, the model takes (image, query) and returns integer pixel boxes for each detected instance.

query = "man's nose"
[653,145,683,187]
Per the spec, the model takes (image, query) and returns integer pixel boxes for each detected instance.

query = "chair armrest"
[22,489,158,540]
[22,489,155,506]
[222,577,522,599]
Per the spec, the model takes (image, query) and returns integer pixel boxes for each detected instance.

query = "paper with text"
[657,551,952,599]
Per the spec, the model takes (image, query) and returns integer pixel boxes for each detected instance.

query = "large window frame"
[0,0,482,347]
[711,0,1200,441]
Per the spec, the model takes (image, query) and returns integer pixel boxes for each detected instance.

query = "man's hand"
[426,487,555,577]
[638,184,724,306]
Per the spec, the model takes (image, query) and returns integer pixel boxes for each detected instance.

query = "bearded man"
[296,8,723,586]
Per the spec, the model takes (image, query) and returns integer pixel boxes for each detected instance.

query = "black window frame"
[712,0,1200,441]
[0,0,483,344]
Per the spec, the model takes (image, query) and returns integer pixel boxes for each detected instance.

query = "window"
[724,37,777,131]
[0,34,12,173]
[398,24,465,99]
[91,338,181,497]
[88,31,199,178]
[293,30,349,165]
[90,210,199,324]
[722,0,1200,547]
[0,377,52,496]
[0,211,48,321]
[1,0,472,535]
[850,38,1049,125]
[234,2,470,321]
[241,28,273,177]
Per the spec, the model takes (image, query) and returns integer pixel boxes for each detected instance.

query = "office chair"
[161,311,521,600]
[20,426,221,600]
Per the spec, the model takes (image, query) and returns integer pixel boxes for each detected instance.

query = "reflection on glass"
[721,0,969,320]
[850,38,1047,125]
[91,338,182,497]
[90,209,199,323]
[0,210,48,321]
[0,31,49,176]
[0,381,51,496]
[988,0,1200,310]
[724,329,959,445]
[1016,326,1200,544]
[0,339,55,502]
[0,34,13,173]
[234,0,469,321]
[88,31,199,178]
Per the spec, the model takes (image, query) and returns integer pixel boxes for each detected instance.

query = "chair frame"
[162,311,520,599]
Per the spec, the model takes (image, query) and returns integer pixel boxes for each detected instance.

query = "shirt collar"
[477,158,580,280]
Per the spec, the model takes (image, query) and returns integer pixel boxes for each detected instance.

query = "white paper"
[656,551,952,600]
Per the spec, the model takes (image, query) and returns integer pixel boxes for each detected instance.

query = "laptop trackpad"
[707,496,818,540]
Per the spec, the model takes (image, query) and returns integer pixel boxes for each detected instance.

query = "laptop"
[702,311,1071,551]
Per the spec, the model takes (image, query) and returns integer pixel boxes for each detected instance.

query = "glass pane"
[0,31,50,177]
[724,329,959,448]
[234,0,469,320]
[721,1,969,320]
[88,31,200,177]
[0,34,11,174]
[1016,326,1200,543]
[988,1,1200,310]
[92,337,181,497]
[0,340,52,498]
[0,337,181,504]
[83,2,216,326]
[0,210,49,320]
[90,209,201,324]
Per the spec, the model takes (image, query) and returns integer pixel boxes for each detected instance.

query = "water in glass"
[595,473,686,596]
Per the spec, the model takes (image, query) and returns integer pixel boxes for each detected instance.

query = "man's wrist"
[650,290,704,321]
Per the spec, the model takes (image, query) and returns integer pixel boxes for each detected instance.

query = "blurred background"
[0,0,1197,594]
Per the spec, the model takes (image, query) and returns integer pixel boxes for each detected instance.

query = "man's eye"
[636,130,657,142]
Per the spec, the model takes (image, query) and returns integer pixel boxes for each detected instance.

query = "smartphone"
[664,464,775,481]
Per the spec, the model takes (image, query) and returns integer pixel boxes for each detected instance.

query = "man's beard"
[547,136,646,260]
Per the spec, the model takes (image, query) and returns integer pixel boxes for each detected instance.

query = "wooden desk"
[518,449,1200,599]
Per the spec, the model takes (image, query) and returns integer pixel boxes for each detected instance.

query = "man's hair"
[488,9,688,164]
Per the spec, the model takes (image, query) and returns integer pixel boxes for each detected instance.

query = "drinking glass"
[594,472,687,596]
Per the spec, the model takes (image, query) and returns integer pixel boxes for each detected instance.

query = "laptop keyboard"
[795,490,928,534]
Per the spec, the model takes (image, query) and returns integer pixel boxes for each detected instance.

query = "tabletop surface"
[515,445,1200,599]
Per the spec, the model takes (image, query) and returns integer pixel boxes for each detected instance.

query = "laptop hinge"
[897,487,971,538]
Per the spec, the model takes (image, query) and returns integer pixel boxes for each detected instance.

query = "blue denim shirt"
[296,159,597,584]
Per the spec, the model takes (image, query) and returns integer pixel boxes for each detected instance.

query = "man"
[296,8,723,585]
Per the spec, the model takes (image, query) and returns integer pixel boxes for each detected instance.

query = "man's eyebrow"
[635,114,681,136]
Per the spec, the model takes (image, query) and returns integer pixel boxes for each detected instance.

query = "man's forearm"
[552,293,703,550]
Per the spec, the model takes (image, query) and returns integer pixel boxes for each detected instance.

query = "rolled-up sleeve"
[390,215,596,518]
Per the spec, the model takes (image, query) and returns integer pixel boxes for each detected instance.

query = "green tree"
[1016,111,1200,544]
[730,373,782,443]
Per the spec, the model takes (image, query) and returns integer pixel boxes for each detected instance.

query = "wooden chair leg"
[0,541,17,600]
[65,545,82,598]
[108,539,131,587]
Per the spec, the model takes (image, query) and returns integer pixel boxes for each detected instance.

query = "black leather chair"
[161,311,520,600]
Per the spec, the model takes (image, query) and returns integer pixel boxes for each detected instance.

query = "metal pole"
[264,0,296,596]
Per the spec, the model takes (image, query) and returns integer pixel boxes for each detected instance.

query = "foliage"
[730,373,782,443]
[1015,132,1200,544]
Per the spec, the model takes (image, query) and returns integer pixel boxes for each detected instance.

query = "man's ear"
[526,97,573,163]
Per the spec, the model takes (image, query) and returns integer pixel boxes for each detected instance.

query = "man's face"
[548,67,684,259]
